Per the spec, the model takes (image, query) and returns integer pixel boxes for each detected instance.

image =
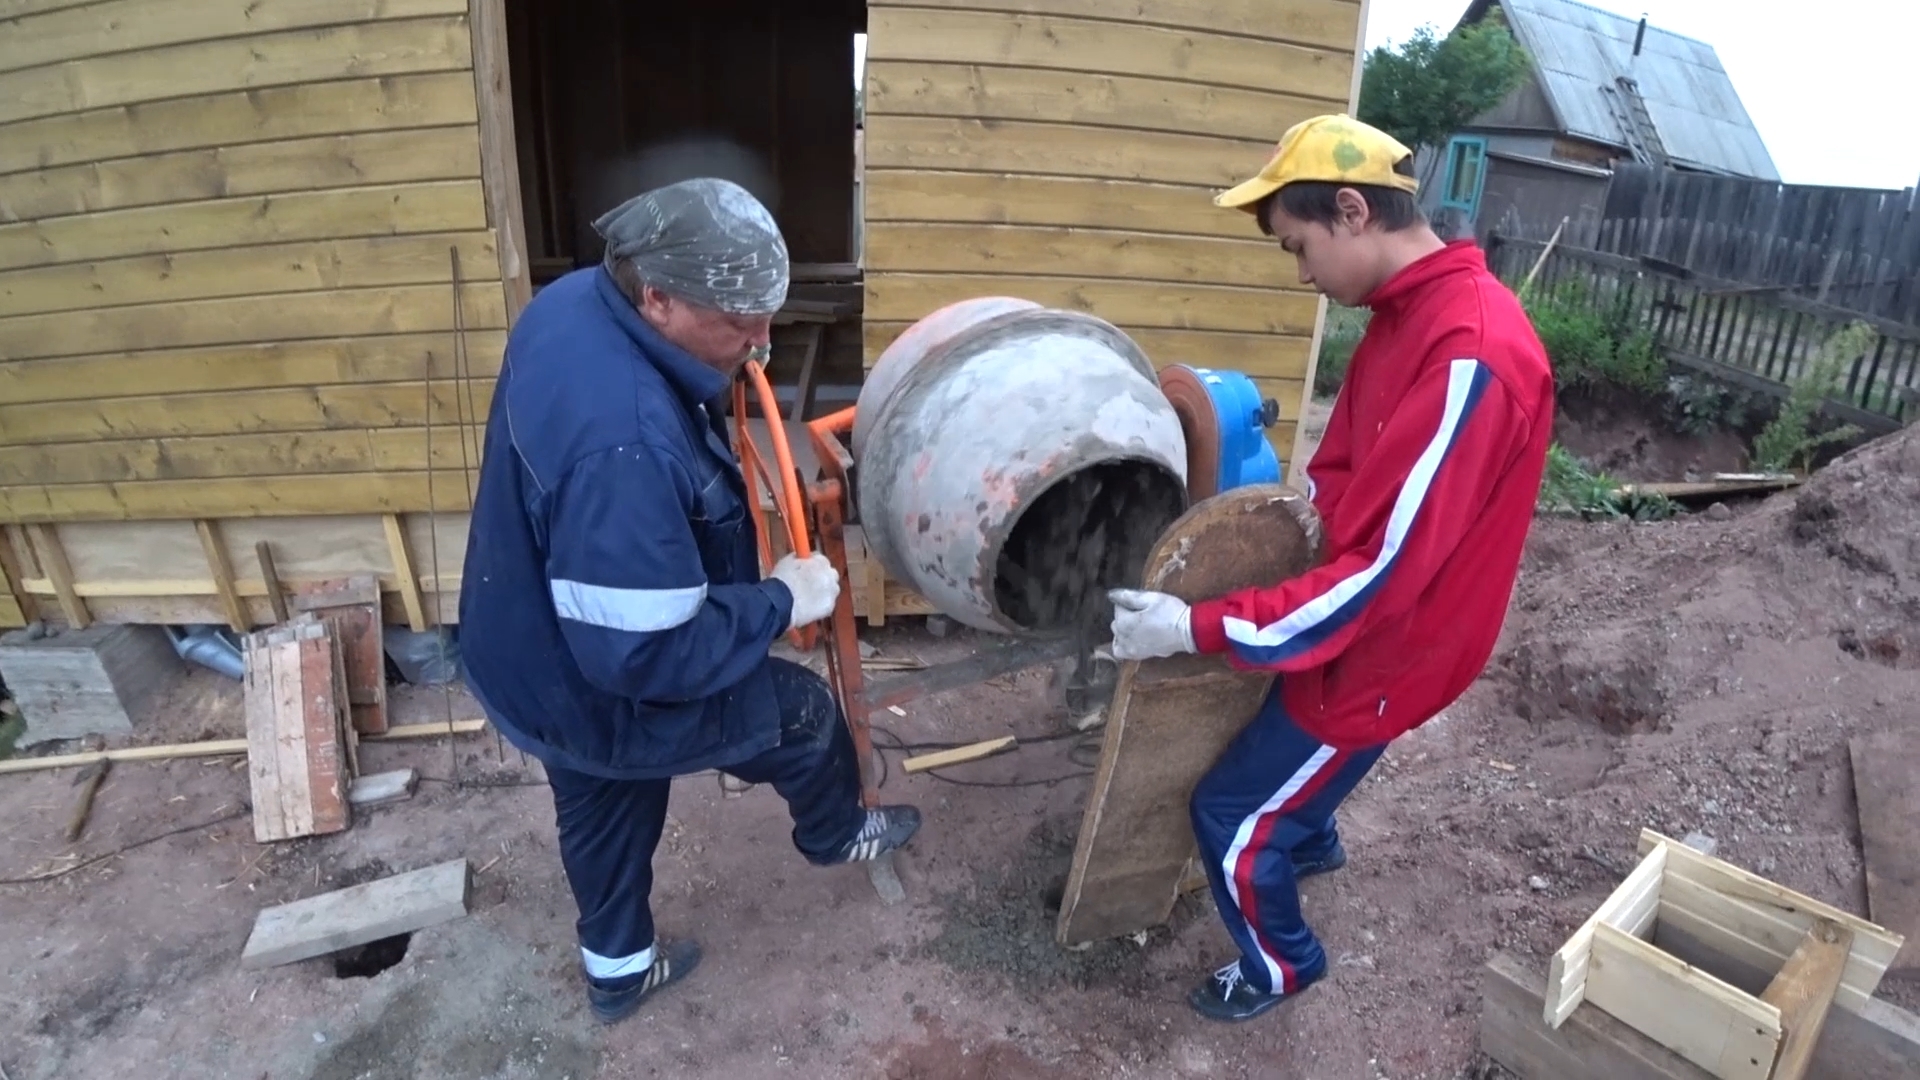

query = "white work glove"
[768,552,841,630]
[1107,588,1196,662]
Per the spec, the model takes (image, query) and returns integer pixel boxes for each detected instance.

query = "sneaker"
[585,939,702,1025]
[1187,960,1317,1022]
[1293,840,1347,880]
[810,805,922,865]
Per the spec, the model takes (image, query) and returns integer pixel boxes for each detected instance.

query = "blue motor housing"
[1158,363,1283,497]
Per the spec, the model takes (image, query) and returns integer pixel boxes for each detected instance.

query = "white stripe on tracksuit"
[1221,743,1338,993]
[581,942,656,980]
[550,579,707,632]
[1222,358,1487,659]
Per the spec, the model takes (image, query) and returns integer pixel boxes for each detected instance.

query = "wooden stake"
[195,520,248,632]
[1761,917,1854,1080]
[382,514,429,631]
[255,541,291,624]
[26,524,89,629]
[64,758,111,842]
[903,736,1016,774]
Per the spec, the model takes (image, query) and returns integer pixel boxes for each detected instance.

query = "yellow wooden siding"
[862,0,1365,470]
[0,0,512,536]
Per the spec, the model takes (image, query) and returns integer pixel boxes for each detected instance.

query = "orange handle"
[732,360,817,647]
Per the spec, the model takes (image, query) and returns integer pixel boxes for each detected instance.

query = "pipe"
[165,624,245,680]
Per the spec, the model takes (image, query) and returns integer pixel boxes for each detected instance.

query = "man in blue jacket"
[460,177,922,1025]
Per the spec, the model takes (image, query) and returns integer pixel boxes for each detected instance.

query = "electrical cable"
[0,806,250,886]
[868,724,1099,790]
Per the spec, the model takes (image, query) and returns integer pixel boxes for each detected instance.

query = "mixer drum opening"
[991,459,1190,636]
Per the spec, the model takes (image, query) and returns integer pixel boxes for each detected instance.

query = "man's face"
[1262,189,1385,308]
[638,286,774,378]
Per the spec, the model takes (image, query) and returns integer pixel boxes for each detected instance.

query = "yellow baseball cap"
[1214,114,1420,214]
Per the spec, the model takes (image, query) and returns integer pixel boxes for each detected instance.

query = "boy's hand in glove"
[1107,588,1196,661]
[768,553,841,630]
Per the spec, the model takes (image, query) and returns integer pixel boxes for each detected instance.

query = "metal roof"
[1463,0,1779,180]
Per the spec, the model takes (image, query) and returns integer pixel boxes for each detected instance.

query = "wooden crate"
[1543,829,1906,1080]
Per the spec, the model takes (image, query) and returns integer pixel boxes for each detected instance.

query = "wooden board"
[1055,483,1324,946]
[864,116,1282,193]
[294,576,389,735]
[239,858,470,969]
[1850,730,1920,976]
[1480,950,1718,1080]
[861,172,1273,242]
[871,0,1362,51]
[863,274,1320,336]
[243,619,351,842]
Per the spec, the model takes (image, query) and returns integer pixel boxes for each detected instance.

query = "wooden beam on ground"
[0,720,485,776]
[1056,485,1323,947]
[902,736,1015,774]
[1480,950,1716,1080]
[239,859,471,969]
[1761,918,1854,1080]
[1850,730,1920,976]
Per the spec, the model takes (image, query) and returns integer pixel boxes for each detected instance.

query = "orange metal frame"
[731,364,880,807]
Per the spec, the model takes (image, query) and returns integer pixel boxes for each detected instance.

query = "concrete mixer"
[730,298,1299,832]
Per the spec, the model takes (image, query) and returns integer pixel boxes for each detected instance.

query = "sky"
[853,1,1919,192]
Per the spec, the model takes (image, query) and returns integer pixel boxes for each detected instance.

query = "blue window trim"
[1438,135,1489,221]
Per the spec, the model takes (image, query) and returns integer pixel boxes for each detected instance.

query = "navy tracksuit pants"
[1190,680,1387,996]
[545,657,866,981]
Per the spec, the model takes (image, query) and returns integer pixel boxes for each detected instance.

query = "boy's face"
[1262,188,1387,308]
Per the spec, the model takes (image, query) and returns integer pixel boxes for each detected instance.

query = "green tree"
[1357,20,1532,156]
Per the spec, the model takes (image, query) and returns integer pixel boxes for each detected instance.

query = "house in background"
[1419,0,1777,239]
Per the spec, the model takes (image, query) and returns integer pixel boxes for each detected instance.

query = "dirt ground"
[4,411,1918,1079]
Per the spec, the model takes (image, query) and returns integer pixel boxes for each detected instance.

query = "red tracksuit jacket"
[1188,240,1555,749]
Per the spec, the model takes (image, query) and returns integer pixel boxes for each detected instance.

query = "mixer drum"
[854,297,1191,636]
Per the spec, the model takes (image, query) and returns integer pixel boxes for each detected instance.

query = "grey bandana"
[593,178,789,316]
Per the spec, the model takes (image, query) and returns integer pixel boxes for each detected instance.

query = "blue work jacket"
[458,266,795,779]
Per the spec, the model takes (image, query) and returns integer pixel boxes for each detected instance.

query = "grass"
[1521,279,1666,397]
[1751,320,1875,472]
[1537,443,1676,522]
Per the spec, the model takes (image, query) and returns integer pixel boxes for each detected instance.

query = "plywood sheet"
[1850,730,1920,976]
[1056,483,1324,946]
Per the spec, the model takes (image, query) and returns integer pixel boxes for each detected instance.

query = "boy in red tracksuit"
[1107,114,1555,1022]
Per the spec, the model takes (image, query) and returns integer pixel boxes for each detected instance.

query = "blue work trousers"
[546,657,865,978]
[1190,681,1387,996]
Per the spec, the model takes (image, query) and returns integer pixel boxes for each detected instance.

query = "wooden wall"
[860,0,1368,464]
[0,0,527,630]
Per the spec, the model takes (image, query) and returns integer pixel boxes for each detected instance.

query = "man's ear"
[1334,187,1371,233]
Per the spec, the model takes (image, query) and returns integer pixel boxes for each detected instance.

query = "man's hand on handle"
[769,553,841,630]
[1107,588,1197,662]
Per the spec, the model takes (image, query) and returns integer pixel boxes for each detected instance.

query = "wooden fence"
[1507,164,1920,325]
[1486,235,1920,434]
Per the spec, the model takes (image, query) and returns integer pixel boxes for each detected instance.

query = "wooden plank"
[1479,951,1717,1080]
[299,623,353,823]
[1056,484,1324,946]
[1849,731,1920,975]
[1584,922,1781,1080]
[0,471,477,523]
[0,331,506,405]
[0,127,484,226]
[863,222,1293,290]
[862,319,1313,384]
[864,8,1351,102]
[1654,915,1920,1080]
[865,114,1279,191]
[0,71,479,176]
[194,519,248,632]
[293,576,388,735]
[468,0,530,321]
[0,231,499,319]
[1760,918,1854,1080]
[865,60,1333,145]
[0,736,249,775]
[0,0,469,76]
[1546,843,1669,1027]
[861,172,1264,241]
[256,541,291,623]
[383,514,429,632]
[0,179,488,274]
[870,0,1362,51]
[1,379,494,446]
[902,736,1017,774]
[865,274,1319,336]
[25,522,88,627]
[0,425,487,487]
[0,281,504,363]
[239,859,470,969]
[0,15,475,127]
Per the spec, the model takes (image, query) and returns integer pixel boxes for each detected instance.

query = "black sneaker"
[1187,960,1317,1022]
[1293,840,1348,880]
[585,939,702,1025]
[810,805,922,865]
